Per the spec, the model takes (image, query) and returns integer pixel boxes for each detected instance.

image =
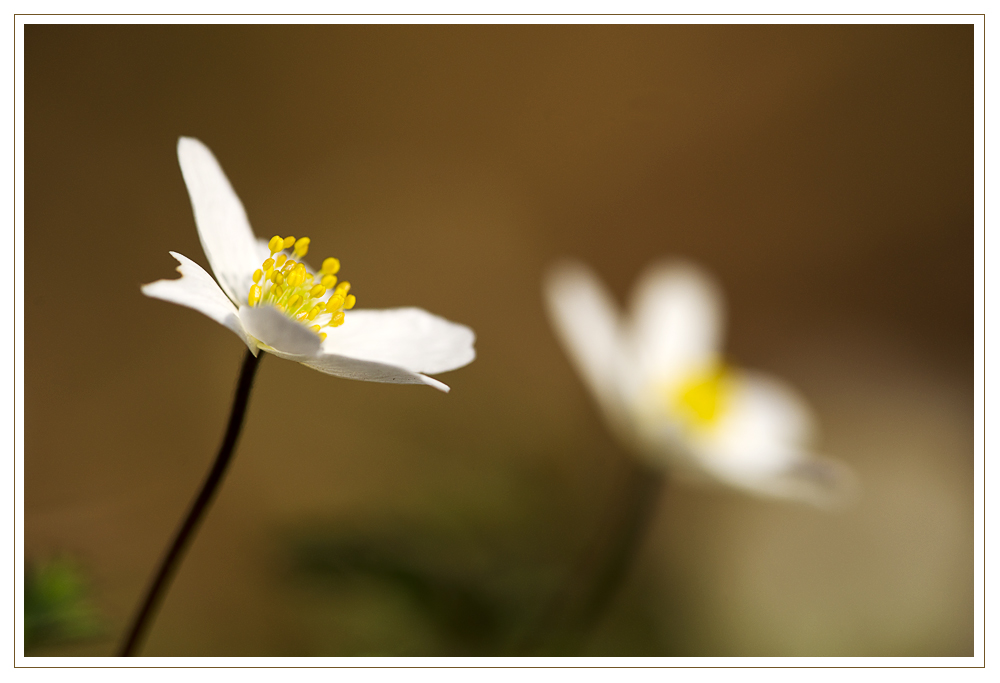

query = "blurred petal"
[177,137,261,304]
[299,353,451,392]
[544,260,630,411]
[320,307,476,375]
[691,371,855,506]
[238,304,322,358]
[141,252,255,354]
[629,261,724,386]
[764,455,860,509]
[700,371,815,476]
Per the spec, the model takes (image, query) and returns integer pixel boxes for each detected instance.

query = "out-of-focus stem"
[519,458,664,654]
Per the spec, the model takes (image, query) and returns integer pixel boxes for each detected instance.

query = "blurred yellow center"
[667,364,732,428]
[247,235,358,341]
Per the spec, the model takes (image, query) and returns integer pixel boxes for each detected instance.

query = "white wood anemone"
[143,138,475,392]
[544,259,855,507]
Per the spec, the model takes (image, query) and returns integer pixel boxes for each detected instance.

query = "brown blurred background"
[24,24,972,656]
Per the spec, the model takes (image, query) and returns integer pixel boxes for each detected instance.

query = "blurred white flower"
[544,259,854,507]
[143,138,475,392]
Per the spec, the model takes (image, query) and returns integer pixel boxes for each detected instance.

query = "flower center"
[665,362,733,429]
[246,235,357,342]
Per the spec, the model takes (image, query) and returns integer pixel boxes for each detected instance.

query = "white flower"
[544,259,855,507]
[143,137,475,392]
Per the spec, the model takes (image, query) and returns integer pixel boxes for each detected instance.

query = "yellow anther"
[330,311,345,327]
[310,324,321,333]
[294,237,311,257]
[335,281,351,295]
[325,294,345,312]
[287,270,304,287]
[274,272,284,285]
[283,236,296,249]
[320,332,327,341]
[275,304,285,312]
[275,254,287,268]
[344,294,356,310]
[321,257,341,275]
[273,284,284,297]
[268,235,284,253]
[248,285,262,306]
[671,364,731,427]
[307,305,322,321]
[288,294,302,310]
[321,274,337,289]
[252,269,263,284]
[262,258,275,271]
[310,284,326,298]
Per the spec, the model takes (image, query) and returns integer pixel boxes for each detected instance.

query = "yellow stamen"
[248,236,358,337]
[325,295,345,312]
[670,364,732,427]
[320,332,327,341]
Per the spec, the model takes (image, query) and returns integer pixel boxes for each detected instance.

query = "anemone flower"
[544,259,854,508]
[121,138,475,657]
[143,137,475,392]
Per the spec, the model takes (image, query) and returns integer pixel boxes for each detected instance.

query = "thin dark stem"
[517,459,664,654]
[118,349,263,657]
[578,462,664,627]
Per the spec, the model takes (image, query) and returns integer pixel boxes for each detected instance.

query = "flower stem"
[118,349,263,657]
[518,459,664,654]
[578,462,664,628]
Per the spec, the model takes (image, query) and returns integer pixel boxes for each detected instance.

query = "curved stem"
[578,462,664,627]
[118,349,263,657]
[518,459,664,654]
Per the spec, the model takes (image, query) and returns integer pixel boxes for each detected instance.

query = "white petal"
[699,371,815,476]
[543,260,632,412]
[238,304,322,358]
[692,371,855,507]
[141,252,256,354]
[319,307,476,375]
[628,261,724,387]
[299,353,451,392]
[177,137,262,305]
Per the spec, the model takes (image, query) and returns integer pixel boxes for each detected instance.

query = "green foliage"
[290,532,514,654]
[24,557,103,652]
